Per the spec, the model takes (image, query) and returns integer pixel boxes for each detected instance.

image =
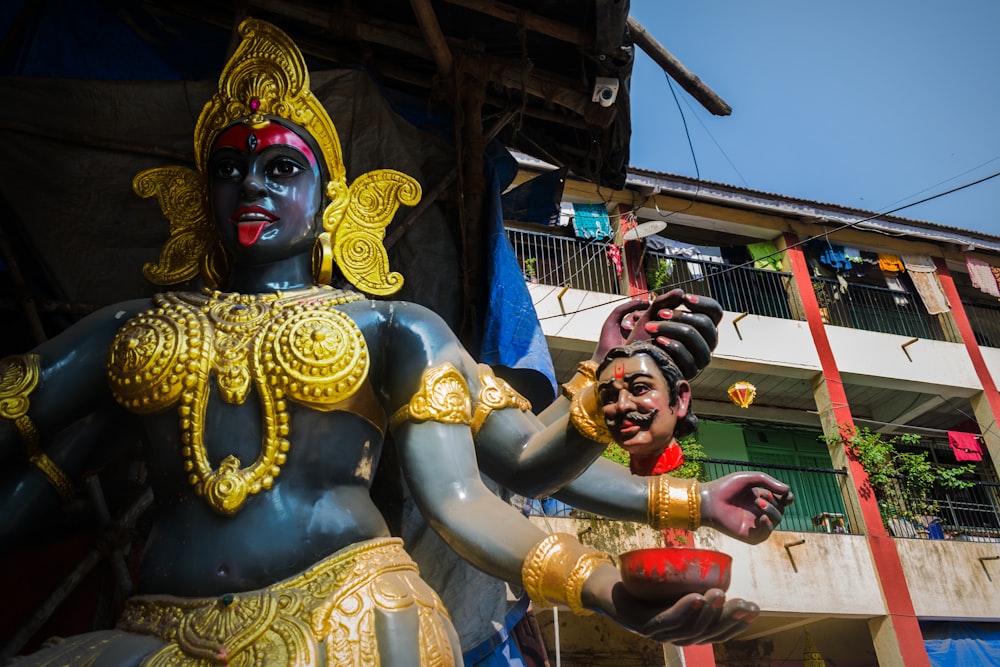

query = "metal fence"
[966,303,1000,348]
[811,277,948,341]
[506,227,621,294]
[645,252,796,320]
[876,479,1000,541]
[700,457,863,535]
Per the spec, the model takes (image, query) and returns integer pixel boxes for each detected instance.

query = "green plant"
[601,435,705,481]
[644,257,671,292]
[522,257,537,280]
[824,426,975,524]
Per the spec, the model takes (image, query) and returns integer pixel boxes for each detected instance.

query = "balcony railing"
[504,227,1000,345]
[811,277,948,341]
[645,252,795,320]
[966,302,1000,348]
[701,458,862,534]
[876,479,1000,541]
[506,227,620,294]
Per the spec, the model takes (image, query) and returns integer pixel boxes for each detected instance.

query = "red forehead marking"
[614,363,625,379]
[211,123,317,167]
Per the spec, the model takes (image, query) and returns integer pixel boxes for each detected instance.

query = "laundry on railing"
[903,253,950,315]
[967,256,1000,298]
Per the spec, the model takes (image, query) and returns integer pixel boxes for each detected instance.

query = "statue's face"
[597,353,690,457]
[209,122,324,263]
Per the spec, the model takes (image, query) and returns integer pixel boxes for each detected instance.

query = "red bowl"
[618,547,732,601]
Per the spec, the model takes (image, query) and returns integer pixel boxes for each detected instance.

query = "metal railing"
[700,458,862,535]
[644,252,796,320]
[877,479,1000,541]
[506,227,620,294]
[965,303,1000,349]
[811,277,948,341]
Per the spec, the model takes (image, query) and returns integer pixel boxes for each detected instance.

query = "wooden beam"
[627,16,732,116]
[409,0,455,77]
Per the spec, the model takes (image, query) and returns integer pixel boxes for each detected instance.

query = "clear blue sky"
[628,1,1000,237]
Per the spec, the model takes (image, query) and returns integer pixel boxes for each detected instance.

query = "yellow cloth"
[17,538,461,667]
[877,253,905,273]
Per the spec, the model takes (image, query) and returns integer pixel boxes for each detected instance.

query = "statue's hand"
[593,289,722,379]
[700,472,794,545]
[583,565,759,644]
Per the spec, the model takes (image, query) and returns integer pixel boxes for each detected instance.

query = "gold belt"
[119,537,457,666]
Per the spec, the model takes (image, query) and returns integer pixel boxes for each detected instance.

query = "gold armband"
[521,533,614,616]
[560,359,598,400]
[648,476,701,531]
[470,364,532,438]
[389,362,472,431]
[568,384,613,444]
[0,354,75,501]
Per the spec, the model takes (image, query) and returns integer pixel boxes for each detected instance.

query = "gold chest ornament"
[107,287,366,515]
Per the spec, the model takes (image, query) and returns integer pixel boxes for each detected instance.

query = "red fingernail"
[660,310,673,319]
[685,294,699,303]
[644,322,658,332]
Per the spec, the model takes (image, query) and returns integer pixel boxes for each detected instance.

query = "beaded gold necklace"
[108,287,366,515]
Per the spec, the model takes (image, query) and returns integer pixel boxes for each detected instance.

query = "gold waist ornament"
[118,538,458,667]
[107,287,367,515]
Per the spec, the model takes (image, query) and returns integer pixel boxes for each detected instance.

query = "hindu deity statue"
[0,18,791,666]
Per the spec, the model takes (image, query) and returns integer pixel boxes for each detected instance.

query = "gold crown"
[134,18,420,295]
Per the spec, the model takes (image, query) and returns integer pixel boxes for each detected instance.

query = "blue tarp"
[922,621,1000,666]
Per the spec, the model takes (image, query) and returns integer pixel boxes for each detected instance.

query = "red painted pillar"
[783,234,931,666]
[934,259,1000,421]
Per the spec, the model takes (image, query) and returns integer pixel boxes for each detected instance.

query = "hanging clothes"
[967,256,1000,298]
[902,253,950,315]
[746,240,783,271]
[571,202,612,239]
[818,243,853,271]
[843,246,862,264]
[948,431,983,462]
[878,253,906,273]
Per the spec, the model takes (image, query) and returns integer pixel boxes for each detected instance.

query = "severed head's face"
[208,119,325,265]
[597,352,690,458]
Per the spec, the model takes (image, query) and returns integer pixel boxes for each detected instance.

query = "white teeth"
[239,213,271,221]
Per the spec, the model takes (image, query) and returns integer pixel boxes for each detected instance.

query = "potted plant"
[522,257,538,283]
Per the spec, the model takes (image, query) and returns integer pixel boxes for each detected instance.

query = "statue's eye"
[214,160,241,179]
[268,158,303,178]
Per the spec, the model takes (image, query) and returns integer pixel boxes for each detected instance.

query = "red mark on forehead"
[211,123,317,167]
[614,363,625,379]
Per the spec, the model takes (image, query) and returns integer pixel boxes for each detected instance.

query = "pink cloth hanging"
[967,256,1000,298]
[948,431,983,462]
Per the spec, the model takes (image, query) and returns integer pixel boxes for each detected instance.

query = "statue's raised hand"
[592,290,723,380]
[700,472,794,545]
[582,564,759,644]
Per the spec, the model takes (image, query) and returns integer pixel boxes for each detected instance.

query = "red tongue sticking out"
[238,221,267,246]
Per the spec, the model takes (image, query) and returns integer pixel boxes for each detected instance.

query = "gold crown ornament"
[134,18,420,295]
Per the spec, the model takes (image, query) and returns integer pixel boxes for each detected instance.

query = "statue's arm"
[0,299,150,547]
[380,302,760,643]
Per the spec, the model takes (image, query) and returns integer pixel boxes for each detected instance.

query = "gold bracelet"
[521,533,614,616]
[389,362,472,431]
[568,384,613,444]
[0,355,75,501]
[470,364,532,438]
[560,360,598,400]
[647,476,700,531]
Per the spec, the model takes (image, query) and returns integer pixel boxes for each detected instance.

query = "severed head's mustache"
[610,409,658,429]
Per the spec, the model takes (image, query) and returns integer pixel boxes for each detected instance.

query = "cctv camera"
[592,77,619,108]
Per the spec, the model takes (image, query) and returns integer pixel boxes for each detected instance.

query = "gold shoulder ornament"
[389,363,472,431]
[135,18,421,295]
[0,354,75,500]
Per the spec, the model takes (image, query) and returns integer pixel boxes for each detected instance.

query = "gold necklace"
[108,287,367,515]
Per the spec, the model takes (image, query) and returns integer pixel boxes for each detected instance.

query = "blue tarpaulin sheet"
[922,621,1000,666]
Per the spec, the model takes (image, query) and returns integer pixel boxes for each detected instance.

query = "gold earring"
[200,241,230,289]
[313,232,333,285]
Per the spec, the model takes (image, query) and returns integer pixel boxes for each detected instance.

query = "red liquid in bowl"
[619,547,732,601]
